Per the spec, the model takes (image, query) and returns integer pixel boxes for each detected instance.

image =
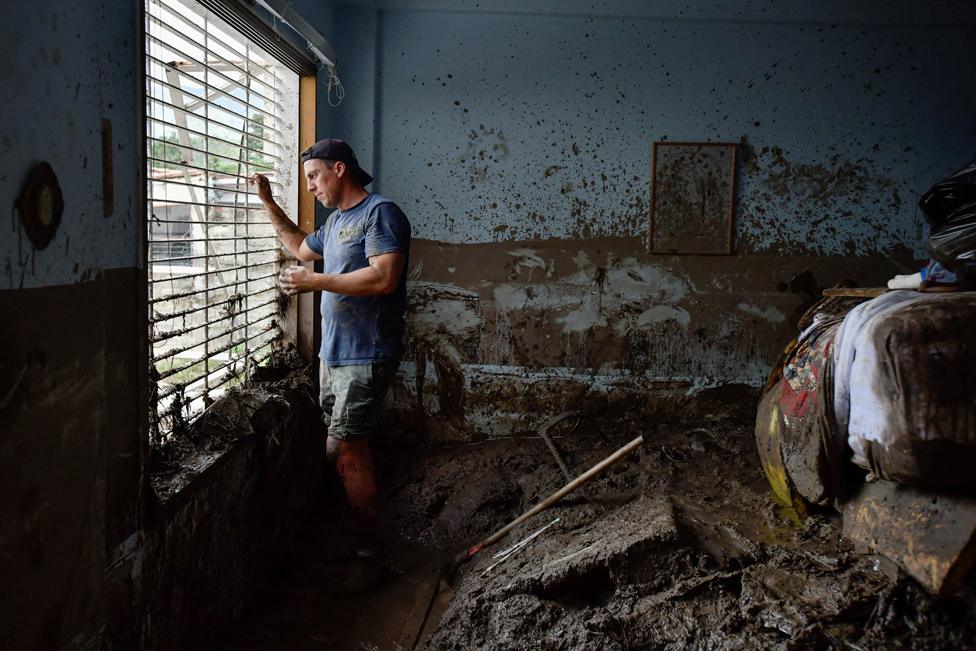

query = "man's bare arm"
[248,173,321,261]
[279,252,405,296]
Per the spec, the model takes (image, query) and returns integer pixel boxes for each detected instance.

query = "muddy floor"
[224,387,976,650]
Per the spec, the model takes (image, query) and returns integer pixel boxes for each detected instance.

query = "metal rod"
[148,217,275,226]
[148,259,278,284]
[144,51,280,136]
[481,518,562,576]
[153,297,277,343]
[537,411,577,482]
[155,338,278,412]
[148,235,276,244]
[202,49,213,401]
[145,88,282,145]
[151,285,276,321]
[149,196,271,211]
[147,154,279,184]
[144,28,281,113]
[148,0,283,92]
[150,245,279,265]
[241,64,253,361]
[144,89,282,149]
[156,331,280,399]
[145,54,280,131]
[150,175,264,199]
[153,0,283,86]
[148,114,282,162]
[491,517,561,561]
[156,322,277,381]
[198,340,277,394]
[148,1,282,94]
[148,135,275,172]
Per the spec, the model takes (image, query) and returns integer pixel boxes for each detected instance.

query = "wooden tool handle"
[481,434,645,548]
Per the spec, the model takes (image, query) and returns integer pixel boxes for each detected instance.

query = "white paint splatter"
[508,248,546,269]
[606,257,692,303]
[555,293,607,332]
[636,305,691,327]
[492,284,530,311]
[571,250,596,275]
[737,303,786,324]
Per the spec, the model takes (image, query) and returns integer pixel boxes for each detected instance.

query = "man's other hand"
[248,173,273,204]
[279,265,317,295]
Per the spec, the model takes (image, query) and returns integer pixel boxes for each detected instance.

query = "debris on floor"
[224,387,976,650]
[756,286,976,607]
[842,479,976,597]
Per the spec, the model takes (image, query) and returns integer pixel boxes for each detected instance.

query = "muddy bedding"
[760,290,976,497]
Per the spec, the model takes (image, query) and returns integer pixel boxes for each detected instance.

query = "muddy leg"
[328,435,378,517]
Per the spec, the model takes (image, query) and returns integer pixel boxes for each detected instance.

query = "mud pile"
[224,385,976,649]
[375,389,976,650]
[149,346,315,501]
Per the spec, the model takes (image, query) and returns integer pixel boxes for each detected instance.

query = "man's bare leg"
[327,435,378,516]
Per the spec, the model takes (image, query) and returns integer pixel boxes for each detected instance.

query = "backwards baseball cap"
[300,138,373,186]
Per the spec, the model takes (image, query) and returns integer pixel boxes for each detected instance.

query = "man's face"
[303,158,341,207]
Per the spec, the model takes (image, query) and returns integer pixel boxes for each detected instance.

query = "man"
[248,139,410,526]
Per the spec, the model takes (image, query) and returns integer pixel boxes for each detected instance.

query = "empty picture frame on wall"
[650,142,736,254]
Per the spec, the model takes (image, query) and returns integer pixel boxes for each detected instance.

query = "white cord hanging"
[252,0,343,106]
[302,41,343,107]
[323,62,344,107]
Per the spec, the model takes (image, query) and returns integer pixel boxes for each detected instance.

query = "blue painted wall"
[0,1,142,289]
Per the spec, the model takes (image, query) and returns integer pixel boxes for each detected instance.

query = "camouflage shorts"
[319,358,400,441]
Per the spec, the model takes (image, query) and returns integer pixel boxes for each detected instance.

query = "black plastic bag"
[919,162,976,228]
[926,198,976,280]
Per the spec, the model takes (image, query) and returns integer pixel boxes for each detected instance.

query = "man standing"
[249,139,410,526]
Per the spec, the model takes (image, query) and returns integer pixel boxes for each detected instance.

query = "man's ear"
[334,160,346,179]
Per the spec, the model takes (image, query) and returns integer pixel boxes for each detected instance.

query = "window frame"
[142,0,317,446]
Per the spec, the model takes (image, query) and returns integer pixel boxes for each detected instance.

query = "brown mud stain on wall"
[0,268,143,650]
[402,283,481,438]
[392,238,908,442]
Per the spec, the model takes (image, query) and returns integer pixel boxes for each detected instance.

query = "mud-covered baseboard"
[381,359,756,446]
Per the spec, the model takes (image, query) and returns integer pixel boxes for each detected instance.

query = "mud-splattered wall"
[320,0,976,438]
[0,2,144,649]
[1,3,141,288]
[344,1,976,253]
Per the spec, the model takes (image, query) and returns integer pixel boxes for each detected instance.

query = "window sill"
[147,350,316,515]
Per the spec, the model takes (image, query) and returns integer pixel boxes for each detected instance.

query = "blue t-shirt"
[304,194,411,366]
